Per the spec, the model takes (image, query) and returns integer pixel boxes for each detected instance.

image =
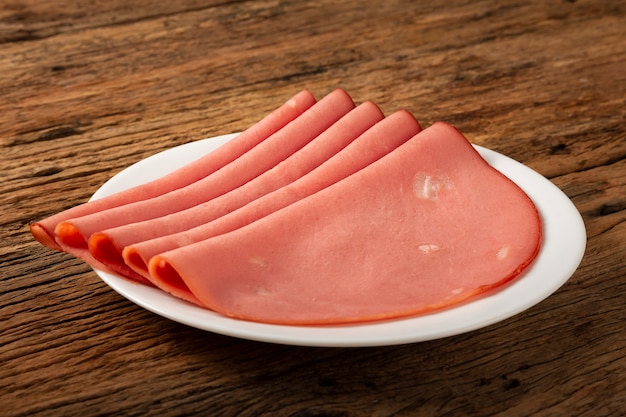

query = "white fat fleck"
[496,245,511,260]
[250,256,270,269]
[418,244,442,253]
[286,98,297,108]
[255,286,272,296]
[413,173,453,200]
[445,287,464,300]
[174,235,194,247]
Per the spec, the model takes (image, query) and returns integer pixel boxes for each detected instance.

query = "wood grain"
[1,0,625,416]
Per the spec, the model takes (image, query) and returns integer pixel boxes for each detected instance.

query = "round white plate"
[91,133,586,347]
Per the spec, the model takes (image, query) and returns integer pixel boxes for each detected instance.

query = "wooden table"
[2,1,624,415]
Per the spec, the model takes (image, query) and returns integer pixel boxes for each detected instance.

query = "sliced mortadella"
[150,122,542,324]
[89,101,385,279]
[30,89,317,252]
[52,89,355,276]
[136,110,423,303]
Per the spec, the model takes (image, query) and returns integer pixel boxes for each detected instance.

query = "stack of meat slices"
[31,89,542,325]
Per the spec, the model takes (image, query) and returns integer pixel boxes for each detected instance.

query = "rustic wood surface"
[1,0,624,415]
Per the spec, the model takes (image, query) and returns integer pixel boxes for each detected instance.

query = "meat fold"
[149,122,542,324]
[89,101,385,282]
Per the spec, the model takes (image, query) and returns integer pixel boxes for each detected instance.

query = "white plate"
[91,133,586,347]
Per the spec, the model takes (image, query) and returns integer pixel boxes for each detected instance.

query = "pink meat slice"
[131,110,422,303]
[52,89,355,280]
[149,122,542,324]
[88,101,385,279]
[30,89,317,252]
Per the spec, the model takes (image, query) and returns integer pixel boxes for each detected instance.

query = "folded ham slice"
[149,122,542,324]
[51,89,355,280]
[30,89,317,253]
[88,101,385,280]
[136,110,423,303]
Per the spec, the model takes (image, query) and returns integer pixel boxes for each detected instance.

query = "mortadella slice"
[30,89,317,252]
[52,89,355,278]
[88,101,385,279]
[131,110,423,303]
[149,122,542,324]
